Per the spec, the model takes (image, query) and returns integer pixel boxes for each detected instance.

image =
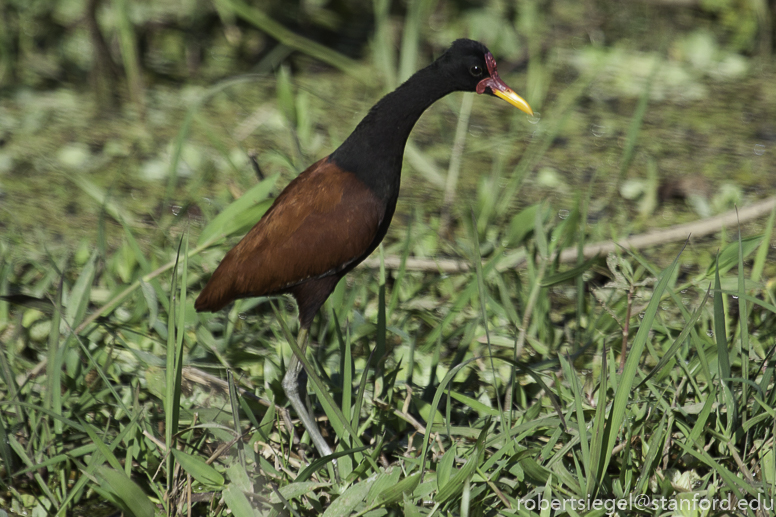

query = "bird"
[195,38,532,459]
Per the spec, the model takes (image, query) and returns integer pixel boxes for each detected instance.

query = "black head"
[436,39,491,89]
[435,39,533,115]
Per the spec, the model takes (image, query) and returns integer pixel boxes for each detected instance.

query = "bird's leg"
[281,327,333,458]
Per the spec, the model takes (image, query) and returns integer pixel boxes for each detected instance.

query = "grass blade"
[171,449,225,487]
[714,251,737,434]
[94,467,155,517]
[636,285,711,389]
[751,207,775,282]
[618,54,660,182]
[559,354,589,490]
[736,213,750,428]
[165,235,186,494]
[218,0,366,80]
[585,345,609,496]
[598,242,685,482]
[197,174,278,246]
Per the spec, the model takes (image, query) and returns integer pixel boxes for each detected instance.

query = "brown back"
[195,158,385,312]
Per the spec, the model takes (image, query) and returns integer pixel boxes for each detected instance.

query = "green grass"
[2,2,776,516]
[2,165,775,515]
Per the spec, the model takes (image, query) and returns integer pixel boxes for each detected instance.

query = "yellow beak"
[493,88,533,116]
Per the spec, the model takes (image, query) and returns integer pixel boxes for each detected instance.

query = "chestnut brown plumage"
[195,39,532,458]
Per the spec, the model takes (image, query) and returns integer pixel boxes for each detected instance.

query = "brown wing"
[195,157,385,312]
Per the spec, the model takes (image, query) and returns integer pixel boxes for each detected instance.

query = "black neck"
[330,61,456,201]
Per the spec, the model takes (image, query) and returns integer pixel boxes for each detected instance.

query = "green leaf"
[0,294,53,312]
[714,253,737,433]
[539,473,554,517]
[296,446,370,482]
[256,400,275,443]
[506,203,542,247]
[519,457,551,485]
[402,492,422,517]
[367,467,402,506]
[269,481,328,504]
[636,286,711,389]
[634,415,667,494]
[448,390,500,417]
[223,484,256,517]
[197,174,278,246]
[704,235,762,276]
[619,54,660,181]
[322,476,374,517]
[376,472,421,506]
[171,449,225,487]
[559,354,589,491]
[597,243,684,494]
[751,208,775,282]
[66,250,97,326]
[139,280,159,329]
[227,462,252,493]
[79,417,123,472]
[435,425,488,503]
[541,254,599,286]
[68,174,136,225]
[276,65,296,125]
[94,466,155,517]
[418,359,476,477]
[436,443,457,491]
[586,344,609,496]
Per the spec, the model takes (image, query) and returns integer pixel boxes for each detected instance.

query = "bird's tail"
[194,269,233,312]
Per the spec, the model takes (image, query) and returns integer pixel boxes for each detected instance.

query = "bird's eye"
[469,65,483,77]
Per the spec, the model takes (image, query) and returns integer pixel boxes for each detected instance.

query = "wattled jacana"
[195,39,532,458]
